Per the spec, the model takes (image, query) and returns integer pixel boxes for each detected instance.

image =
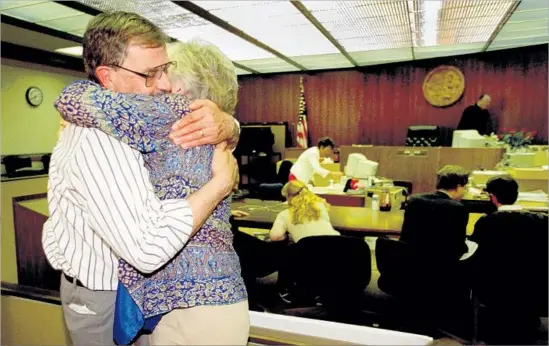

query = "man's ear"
[489,193,498,205]
[94,66,114,88]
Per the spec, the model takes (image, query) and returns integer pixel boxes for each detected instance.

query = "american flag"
[296,76,309,148]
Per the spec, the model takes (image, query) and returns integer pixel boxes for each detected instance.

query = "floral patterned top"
[54,80,247,319]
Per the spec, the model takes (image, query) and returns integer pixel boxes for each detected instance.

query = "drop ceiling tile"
[487,36,548,50]
[351,47,413,65]
[291,53,355,70]
[508,9,549,21]
[0,0,47,11]
[199,1,338,56]
[1,1,84,22]
[514,0,549,11]
[234,67,253,75]
[37,13,94,32]
[235,57,301,74]
[415,42,484,59]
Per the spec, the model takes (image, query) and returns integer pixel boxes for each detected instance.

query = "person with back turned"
[456,94,494,135]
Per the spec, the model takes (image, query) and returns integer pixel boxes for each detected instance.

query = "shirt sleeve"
[270,211,289,241]
[307,150,331,177]
[72,129,195,274]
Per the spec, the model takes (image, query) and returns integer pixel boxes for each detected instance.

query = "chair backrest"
[472,211,548,315]
[277,160,293,184]
[232,229,288,279]
[376,237,463,298]
[288,235,371,302]
[392,180,413,196]
[405,125,441,147]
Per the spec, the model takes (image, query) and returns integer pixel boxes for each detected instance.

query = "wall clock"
[25,86,43,107]
[422,65,465,107]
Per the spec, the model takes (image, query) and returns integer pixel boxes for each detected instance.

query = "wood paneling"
[236,45,548,146]
[1,176,48,284]
[13,200,59,291]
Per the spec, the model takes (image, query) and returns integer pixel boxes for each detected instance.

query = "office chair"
[282,235,371,323]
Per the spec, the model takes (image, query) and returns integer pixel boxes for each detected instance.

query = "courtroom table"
[232,199,483,237]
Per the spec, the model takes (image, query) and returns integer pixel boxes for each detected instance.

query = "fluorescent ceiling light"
[421,1,442,46]
[55,46,83,57]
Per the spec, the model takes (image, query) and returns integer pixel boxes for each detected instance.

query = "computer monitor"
[452,130,487,148]
[345,153,378,179]
[355,159,378,179]
[345,153,367,177]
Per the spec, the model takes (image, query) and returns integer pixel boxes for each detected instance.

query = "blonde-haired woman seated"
[270,180,340,243]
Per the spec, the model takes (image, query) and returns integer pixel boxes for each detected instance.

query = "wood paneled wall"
[236,44,548,147]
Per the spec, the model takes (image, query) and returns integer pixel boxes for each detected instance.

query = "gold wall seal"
[422,65,465,107]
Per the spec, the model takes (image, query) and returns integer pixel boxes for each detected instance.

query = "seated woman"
[56,41,248,345]
[270,180,339,303]
[270,180,340,243]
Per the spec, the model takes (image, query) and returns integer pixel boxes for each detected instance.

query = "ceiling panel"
[237,57,301,73]
[487,36,548,51]
[415,42,484,59]
[513,0,549,11]
[234,67,252,76]
[499,18,549,33]
[507,8,548,21]
[1,1,83,22]
[303,1,413,52]
[77,0,275,61]
[496,27,548,40]
[0,22,79,52]
[0,0,47,11]
[350,47,414,65]
[436,0,517,45]
[291,53,354,70]
[194,1,339,57]
[37,13,94,32]
[0,0,547,75]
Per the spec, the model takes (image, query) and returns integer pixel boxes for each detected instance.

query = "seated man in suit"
[400,165,470,261]
[468,175,548,343]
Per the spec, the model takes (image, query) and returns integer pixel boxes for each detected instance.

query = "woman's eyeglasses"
[111,61,177,87]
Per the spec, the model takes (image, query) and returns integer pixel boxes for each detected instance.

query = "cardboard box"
[367,186,406,211]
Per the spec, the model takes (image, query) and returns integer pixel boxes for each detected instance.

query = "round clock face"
[26,87,43,107]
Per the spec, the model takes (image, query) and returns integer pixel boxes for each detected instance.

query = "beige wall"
[1,59,84,155]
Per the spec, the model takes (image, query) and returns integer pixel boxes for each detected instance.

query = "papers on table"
[517,190,549,202]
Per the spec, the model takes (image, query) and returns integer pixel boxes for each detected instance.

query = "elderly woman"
[55,41,248,345]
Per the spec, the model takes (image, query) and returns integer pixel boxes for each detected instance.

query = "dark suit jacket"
[399,191,469,261]
[456,104,494,135]
[469,210,548,313]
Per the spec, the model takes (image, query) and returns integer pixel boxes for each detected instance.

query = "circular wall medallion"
[422,65,465,107]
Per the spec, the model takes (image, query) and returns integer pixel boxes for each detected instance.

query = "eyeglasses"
[111,61,177,87]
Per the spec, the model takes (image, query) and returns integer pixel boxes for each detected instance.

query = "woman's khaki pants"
[149,301,250,345]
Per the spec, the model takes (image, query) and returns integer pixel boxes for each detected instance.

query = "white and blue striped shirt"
[42,124,194,291]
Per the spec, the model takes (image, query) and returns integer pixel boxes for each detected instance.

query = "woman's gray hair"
[167,40,238,115]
